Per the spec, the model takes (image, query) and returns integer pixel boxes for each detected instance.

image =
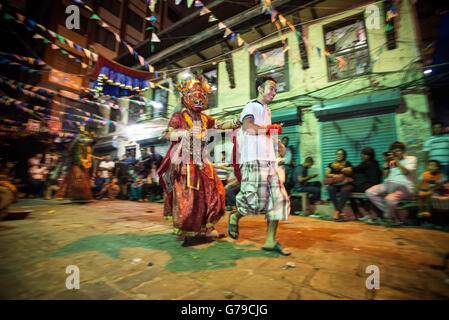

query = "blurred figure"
[423,122,449,178]
[99,155,115,181]
[28,165,48,198]
[416,160,447,218]
[97,177,120,200]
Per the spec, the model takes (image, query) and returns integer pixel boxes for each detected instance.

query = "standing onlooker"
[292,157,322,205]
[28,153,43,168]
[351,147,382,220]
[28,165,48,198]
[99,155,115,181]
[416,160,447,217]
[147,162,162,201]
[148,145,163,168]
[366,142,417,224]
[114,157,130,200]
[325,149,354,221]
[423,122,449,178]
[281,136,295,192]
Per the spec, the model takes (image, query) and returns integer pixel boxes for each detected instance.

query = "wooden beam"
[310,6,318,19]
[196,52,208,61]
[144,0,296,66]
[254,26,266,37]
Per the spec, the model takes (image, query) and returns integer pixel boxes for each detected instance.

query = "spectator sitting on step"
[351,147,382,221]
[366,141,417,225]
[292,157,322,206]
[97,177,120,200]
[325,149,354,221]
[416,160,447,218]
[91,171,106,197]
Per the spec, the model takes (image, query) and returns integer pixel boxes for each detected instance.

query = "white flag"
[151,33,161,42]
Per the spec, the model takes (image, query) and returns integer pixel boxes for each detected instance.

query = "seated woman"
[325,149,354,221]
[351,147,382,220]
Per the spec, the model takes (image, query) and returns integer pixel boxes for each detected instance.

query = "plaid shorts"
[236,160,290,221]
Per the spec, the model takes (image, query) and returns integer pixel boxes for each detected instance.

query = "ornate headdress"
[176,75,211,112]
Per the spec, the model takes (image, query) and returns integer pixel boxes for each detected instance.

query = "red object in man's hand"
[266,124,282,135]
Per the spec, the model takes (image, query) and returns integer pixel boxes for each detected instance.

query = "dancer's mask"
[177,76,211,112]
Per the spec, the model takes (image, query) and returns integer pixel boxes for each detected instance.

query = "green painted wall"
[130,0,431,180]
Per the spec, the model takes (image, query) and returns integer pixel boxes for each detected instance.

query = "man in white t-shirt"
[228,76,291,256]
[366,141,417,223]
[423,121,449,177]
[99,155,115,180]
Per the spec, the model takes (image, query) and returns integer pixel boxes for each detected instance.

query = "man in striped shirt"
[423,122,449,177]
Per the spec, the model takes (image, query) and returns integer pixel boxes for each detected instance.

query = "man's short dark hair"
[361,147,375,159]
[389,141,406,151]
[282,136,289,142]
[428,159,442,169]
[305,157,314,163]
[255,76,276,93]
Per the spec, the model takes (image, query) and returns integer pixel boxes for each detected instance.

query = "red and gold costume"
[158,76,239,237]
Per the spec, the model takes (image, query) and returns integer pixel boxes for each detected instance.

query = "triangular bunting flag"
[279,15,287,27]
[200,7,210,16]
[91,53,98,61]
[126,44,134,54]
[237,37,244,47]
[83,48,91,59]
[114,32,121,42]
[33,34,44,40]
[81,63,88,69]
[187,0,194,8]
[51,44,59,50]
[208,15,217,22]
[56,35,66,44]
[48,30,57,38]
[36,24,46,31]
[386,24,394,32]
[66,39,74,48]
[223,28,232,38]
[138,55,145,66]
[89,14,100,20]
[218,22,226,29]
[151,33,161,42]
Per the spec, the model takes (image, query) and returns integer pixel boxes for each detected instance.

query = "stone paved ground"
[1,199,449,300]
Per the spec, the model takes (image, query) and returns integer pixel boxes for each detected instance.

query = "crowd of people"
[3,145,164,204]
[1,119,448,227]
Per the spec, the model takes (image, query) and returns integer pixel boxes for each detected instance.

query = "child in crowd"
[416,160,448,217]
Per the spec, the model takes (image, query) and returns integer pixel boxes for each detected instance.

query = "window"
[102,0,121,17]
[152,85,168,118]
[203,69,218,109]
[128,100,148,124]
[251,44,289,98]
[127,9,143,31]
[95,26,116,51]
[324,16,370,81]
[109,108,121,133]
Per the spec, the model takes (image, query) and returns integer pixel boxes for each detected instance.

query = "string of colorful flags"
[0,95,120,129]
[0,77,106,121]
[70,0,160,72]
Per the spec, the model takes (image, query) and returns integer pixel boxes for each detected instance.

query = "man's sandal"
[227,213,239,240]
[262,242,291,256]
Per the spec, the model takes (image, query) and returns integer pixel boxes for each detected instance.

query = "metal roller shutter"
[320,113,397,177]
